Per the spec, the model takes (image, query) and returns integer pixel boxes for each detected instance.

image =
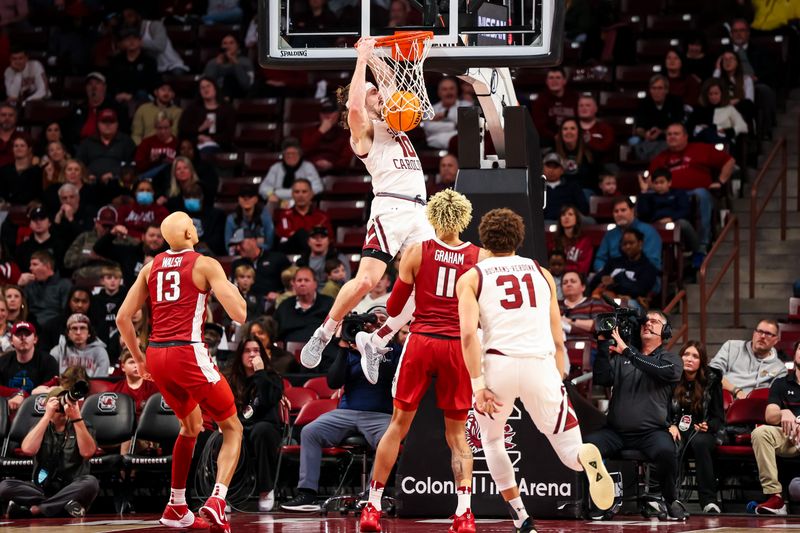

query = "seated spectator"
[260,138,323,206]
[663,47,701,108]
[113,347,159,452]
[669,340,724,514]
[20,250,72,328]
[0,385,99,518]
[239,317,298,375]
[203,0,243,25]
[550,204,592,275]
[637,168,700,262]
[121,8,189,76]
[49,313,109,378]
[274,266,334,343]
[177,77,236,153]
[40,287,92,354]
[107,27,160,111]
[559,271,612,339]
[134,114,178,178]
[297,226,351,285]
[231,228,292,301]
[589,228,659,308]
[224,336,284,511]
[173,182,226,255]
[76,108,136,186]
[177,138,219,198]
[162,156,216,211]
[0,104,18,167]
[684,33,714,80]
[577,95,615,163]
[548,250,566,300]
[593,197,662,272]
[203,34,254,100]
[0,297,12,351]
[94,222,165,288]
[274,265,298,309]
[649,123,735,253]
[44,160,99,217]
[205,322,228,368]
[41,141,71,191]
[531,67,579,146]
[131,81,182,145]
[273,178,334,254]
[3,284,28,326]
[53,183,96,245]
[713,49,756,130]
[422,77,470,150]
[117,180,169,239]
[430,152,458,194]
[354,272,391,313]
[0,321,58,411]
[281,319,401,513]
[632,74,685,160]
[69,72,129,146]
[63,205,119,279]
[225,185,275,252]
[710,319,785,398]
[320,258,347,299]
[689,78,748,145]
[234,264,265,322]
[16,207,68,277]
[542,153,588,222]
[4,46,50,106]
[586,310,686,520]
[300,96,352,173]
[556,118,597,193]
[729,18,778,134]
[597,169,618,197]
[750,341,800,515]
[89,265,126,367]
[0,134,43,206]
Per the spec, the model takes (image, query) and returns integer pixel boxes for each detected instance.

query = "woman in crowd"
[161,156,215,211]
[0,296,12,352]
[258,138,322,206]
[239,316,297,374]
[714,49,756,131]
[224,336,284,512]
[117,179,169,239]
[663,47,702,108]
[49,313,110,378]
[554,118,596,193]
[177,138,218,197]
[689,78,748,146]
[669,340,724,514]
[224,185,274,252]
[177,76,236,154]
[550,204,593,275]
[45,159,97,216]
[40,141,71,191]
[37,122,65,156]
[131,304,151,351]
[0,135,43,205]
[3,284,27,325]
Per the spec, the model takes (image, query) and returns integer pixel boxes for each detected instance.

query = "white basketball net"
[366,35,435,121]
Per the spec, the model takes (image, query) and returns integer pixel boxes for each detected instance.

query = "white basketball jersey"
[475,255,556,359]
[355,120,427,199]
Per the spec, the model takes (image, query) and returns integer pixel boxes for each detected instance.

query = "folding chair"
[123,394,180,474]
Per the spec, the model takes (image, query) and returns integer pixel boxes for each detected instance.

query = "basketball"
[384,91,423,132]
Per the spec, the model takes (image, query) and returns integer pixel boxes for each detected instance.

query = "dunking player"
[300,36,434,372]
[456,209,614,533]
[116,212,246,533]
[359,189,483,533]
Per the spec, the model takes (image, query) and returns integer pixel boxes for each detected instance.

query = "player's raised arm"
[456,268,483,387]
[540,265,567,379]
[348,38,376,150]
[197,256,247,324]
[117,262,153,368]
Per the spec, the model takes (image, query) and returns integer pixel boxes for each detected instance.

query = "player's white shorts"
[363,197,434,258]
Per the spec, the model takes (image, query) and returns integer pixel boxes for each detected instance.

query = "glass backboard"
[258,0,564,70]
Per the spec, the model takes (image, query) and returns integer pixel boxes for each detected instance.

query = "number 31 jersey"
[475,255,555,359]
[411,238,480,337]
[148,249,208,343]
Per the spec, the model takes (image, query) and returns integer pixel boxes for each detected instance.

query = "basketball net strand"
[367,37,435,122]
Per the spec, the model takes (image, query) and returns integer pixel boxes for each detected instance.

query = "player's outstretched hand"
[475,388,503,419]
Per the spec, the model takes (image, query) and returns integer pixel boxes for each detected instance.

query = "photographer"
[0,386,98,518]
[586,309,686,520]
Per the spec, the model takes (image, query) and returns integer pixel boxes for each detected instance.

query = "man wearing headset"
[585,309,687,521]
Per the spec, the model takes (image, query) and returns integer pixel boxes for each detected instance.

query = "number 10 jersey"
[475,255,555,359]
[148,249,209,343]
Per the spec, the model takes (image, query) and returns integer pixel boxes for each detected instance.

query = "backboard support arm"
[456,67,518,160]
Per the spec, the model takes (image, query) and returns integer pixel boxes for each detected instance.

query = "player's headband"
[345,82,377,109]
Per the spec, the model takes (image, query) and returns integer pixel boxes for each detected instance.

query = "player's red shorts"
[393,332,472,419]
[146,342,236,422]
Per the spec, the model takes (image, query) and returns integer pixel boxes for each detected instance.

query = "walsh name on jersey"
[161,256,184,268]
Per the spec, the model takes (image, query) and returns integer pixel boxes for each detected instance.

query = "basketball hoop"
[366,31,435,122]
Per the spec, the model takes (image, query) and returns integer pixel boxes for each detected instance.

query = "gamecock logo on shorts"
[97,392,118,413]
[34,394,47,414]
[464,411,516,453]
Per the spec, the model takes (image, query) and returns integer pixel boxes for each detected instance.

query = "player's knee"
[549,429,582,471]
[354,273,377,296]
[181,420,203,438]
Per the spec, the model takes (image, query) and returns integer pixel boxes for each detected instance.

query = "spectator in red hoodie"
[134,114,177,178]
[577,94,615,162]
[116,179,169,239]
[531,67,579,146]
[300,97,353,173]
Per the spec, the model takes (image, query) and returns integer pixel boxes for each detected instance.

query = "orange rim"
[372,31,434,48]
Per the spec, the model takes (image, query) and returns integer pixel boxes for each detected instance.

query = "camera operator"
[0,386,99,518]
[585,309,686,520]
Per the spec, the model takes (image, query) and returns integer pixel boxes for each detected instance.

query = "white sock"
[456,485,472,515]
[170,488,186,505]
[374,296,416,348]
[212,483,228,500]
[368,480,385,511]
[321,316,339,337]
[508,496,528,528]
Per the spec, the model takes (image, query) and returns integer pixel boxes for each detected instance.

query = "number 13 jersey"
[148,249,208,343]
[475,255,555,359]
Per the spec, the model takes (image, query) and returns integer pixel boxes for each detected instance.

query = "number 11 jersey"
[475,255,555,359]
[411,238,480,337]
[148,249,209,343]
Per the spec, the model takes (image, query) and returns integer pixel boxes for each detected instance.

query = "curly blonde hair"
[426,189,473,235]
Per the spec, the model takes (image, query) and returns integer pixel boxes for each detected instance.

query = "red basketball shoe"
[160,503,209,529]
[199,496,231,532]
[449,508,477,532]
[359,502,382,531]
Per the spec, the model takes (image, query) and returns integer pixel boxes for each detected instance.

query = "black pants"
[678,430,718,506]
[586,428,679,503]
[247,421,282,493]
[0,475,99,517]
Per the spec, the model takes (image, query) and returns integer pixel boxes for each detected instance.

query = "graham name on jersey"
[482,263,536,275]
[392,158,422,171]
[162,256,184,268]
[434,249,465,265]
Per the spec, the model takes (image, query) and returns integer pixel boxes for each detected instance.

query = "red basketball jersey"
[411,238,480,337]
[148,249,208,343]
